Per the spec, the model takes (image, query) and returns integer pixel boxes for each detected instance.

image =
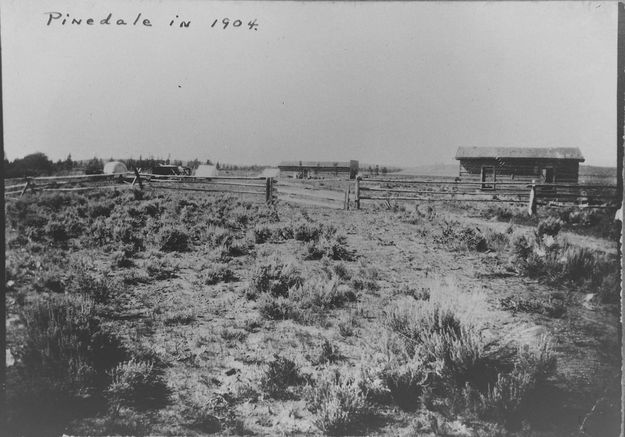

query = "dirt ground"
[5,191,621,436]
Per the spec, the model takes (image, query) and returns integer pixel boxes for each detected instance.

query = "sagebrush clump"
[306,367,368,435]
[260,355,305,399]
[247,260,302,299]
[368,282,557,428]
[511,231,619,302]
[105,359,170,413]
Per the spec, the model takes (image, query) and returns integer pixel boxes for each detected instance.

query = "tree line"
[3,153,270,178]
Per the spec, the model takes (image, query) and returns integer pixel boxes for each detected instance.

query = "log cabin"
[455,147,585,190]
[278,160,359,179]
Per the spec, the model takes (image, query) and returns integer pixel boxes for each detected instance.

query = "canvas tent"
[195,164,218,177]
[103,161,128,174]
[260,168,280,178]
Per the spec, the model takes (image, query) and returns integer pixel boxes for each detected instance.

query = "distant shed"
[278,160,359,179]
[103,161,128,174]
[455,147,585,189]
[195,164,218,177]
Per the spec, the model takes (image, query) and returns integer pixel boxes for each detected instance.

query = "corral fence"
[273,178,351,209]
[4,171,278,204]
[353,176,619,214]
[5,172,619,214]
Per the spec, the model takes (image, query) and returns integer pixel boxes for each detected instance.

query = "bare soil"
[5,191,621,436]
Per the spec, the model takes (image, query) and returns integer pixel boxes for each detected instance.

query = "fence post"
[344,185,350,210]
[528,180,537,216]
[355,175,361,210]
[133,168,143,190]
[265,177,272,204]
[20,178,30,197]
[271,177,277,203]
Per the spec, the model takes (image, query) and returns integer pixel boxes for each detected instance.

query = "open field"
[5,188,621,436]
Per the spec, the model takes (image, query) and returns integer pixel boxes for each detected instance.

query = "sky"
[1,1,619,167]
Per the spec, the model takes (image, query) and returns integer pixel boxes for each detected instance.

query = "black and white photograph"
[2,1,622,435]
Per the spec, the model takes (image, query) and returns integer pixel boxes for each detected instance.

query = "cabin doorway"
[541,167,555,184]
[481,166,495,190]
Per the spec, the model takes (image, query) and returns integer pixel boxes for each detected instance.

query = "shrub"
[317,339,344,365]
[435,222,488,252]
[201,264,238,285]
[163,309,196,326]
[247,261,302,299]
[105,359,170,413]
[144,256,178,281]
[511,233,533,260]
[293,221,331,242]
[220,239,252,258]
[112,223,145,253]
[19,295,127,384]
[499,296,566,318]
[338,315,357,338]
[33,271,65,294]
[9,294,128,434]
[159,228,190,252]
[293,278,357,312]
[45,221,69,243]
[536,217,563,238]
[306,368,368,435]
[485,230,510,252]
[260,355,304,399]
[205,226,235,248]
[376,286,498,410]
[512,232,619,301]
[112,250,134,268]
[89,202,115,219]
[351,278,379,292]
[379,342,430,410]
[332,262,351,280]
[68,271,122,305]
[258,294,300,321]
[251,224,274,244]
[219,327,248,342]
[304,234,356,261]
[463,338,556,429]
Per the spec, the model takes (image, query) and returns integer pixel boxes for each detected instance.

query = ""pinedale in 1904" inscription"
[44,12,259,30]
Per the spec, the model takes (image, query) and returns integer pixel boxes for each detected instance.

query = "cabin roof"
[455,147,585,162]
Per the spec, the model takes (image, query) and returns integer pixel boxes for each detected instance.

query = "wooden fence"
[274,179,351,209]
[4,172,278,203]
[5,172,618,214]
[354,176,618,213]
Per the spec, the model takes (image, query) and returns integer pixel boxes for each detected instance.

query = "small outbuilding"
[277,160,359,179]
[103,161,128,174]
[152,164,191,176]
[455,147,585,190]
[194,164,218,177]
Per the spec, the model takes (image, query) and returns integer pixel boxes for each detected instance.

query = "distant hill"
[579,165,617,184]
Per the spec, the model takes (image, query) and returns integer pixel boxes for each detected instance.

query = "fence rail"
[355,176,618,214]
[4,172,278,204]
[4,172,619,214]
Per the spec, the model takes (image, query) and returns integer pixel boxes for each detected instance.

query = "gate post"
[20,178,30,197]
[265,177,272,204]
[355,175,361,210]
[133,168,143,190]
[528,179,537,216]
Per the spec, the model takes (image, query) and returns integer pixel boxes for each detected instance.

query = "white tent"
[260,168,280,178]
[103,161,128,174]
[195,164,218,177]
